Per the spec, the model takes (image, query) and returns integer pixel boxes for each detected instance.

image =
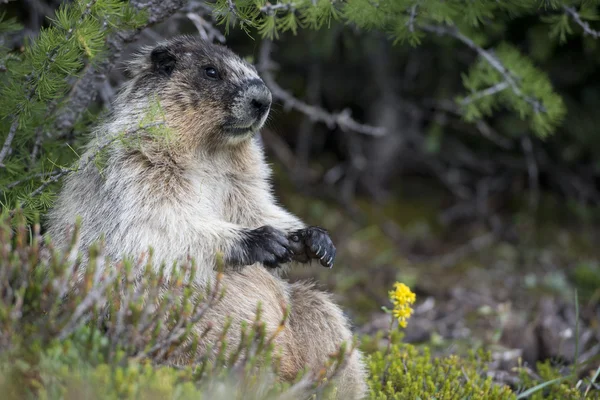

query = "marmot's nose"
[249,90,272,117]
[250,96,270,115]
[243,79,272,118]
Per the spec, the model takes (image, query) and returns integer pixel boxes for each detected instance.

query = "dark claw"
[227,225,292,269]
[288,226,336,269]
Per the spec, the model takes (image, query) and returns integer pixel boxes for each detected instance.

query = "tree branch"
[564,6,600,39]
[260,2,295,15]
[187,12,226,43]
[407,4,417,33]
[459,81,510,105]
[0,119,18,167]
[257,40,386,137]
[421,24,547,114]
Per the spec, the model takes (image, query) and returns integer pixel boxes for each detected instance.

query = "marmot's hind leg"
[286,281,368,400]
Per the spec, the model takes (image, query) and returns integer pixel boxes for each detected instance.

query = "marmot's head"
[124,36,272,149]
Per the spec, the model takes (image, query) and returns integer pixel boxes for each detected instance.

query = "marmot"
[46,36,367,398]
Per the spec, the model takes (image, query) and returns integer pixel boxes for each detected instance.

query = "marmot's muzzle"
[226,79,272,136]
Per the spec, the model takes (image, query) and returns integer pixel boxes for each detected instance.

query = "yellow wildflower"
[389,282,416,328]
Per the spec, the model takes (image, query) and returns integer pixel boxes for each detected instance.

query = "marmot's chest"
[191,172,267,228]
[223,176,267,227]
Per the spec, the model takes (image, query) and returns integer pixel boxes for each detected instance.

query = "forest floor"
[274,171,600,385]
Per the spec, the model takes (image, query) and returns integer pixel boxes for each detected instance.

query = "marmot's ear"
[151,46,176,77]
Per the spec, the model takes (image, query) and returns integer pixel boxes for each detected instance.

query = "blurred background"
[3,0,600,385]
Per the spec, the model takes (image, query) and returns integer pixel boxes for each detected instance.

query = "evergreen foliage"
[209,0,600,139]
[0,0,146,218]
[2,0,600,217]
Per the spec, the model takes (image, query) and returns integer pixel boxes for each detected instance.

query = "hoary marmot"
[46,36,367,398]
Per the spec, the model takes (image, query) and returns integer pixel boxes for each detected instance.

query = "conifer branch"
[421,24,547,114]
[54,0,185,136]
[0,0,98,169]
[564,6,600,39]
[258,40,386,136]
[6,172,53,190]
[226,0,252,24]
[30,126,44,165]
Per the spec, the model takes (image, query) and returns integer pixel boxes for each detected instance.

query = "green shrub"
[367,343,514,399]
[0,212,350,399]
[363,330,599,400]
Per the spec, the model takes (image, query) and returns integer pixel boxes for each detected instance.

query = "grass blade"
[516,377,566,399]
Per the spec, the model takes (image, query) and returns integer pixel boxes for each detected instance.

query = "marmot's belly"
[218,266,290,324]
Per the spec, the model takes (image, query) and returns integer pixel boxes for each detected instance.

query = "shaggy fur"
[46,36,367,399]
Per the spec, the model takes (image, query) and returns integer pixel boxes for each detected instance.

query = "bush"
[0,212,350,399]
[367,342,514,399]
[364,331,598,400]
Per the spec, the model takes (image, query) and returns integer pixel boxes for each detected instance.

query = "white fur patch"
[226,56,259,84]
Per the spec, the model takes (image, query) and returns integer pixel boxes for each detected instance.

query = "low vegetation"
[0,213,596,400]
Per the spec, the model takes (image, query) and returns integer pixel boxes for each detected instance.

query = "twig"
[187,12,226,43]
[30,127,44,165]
[261,128,319,182]
[0,119,18,167]
[564,6,600,39]
[260,2,296,15]
[24,0,55,20]
[226,0,252,25]
[295,61,322,184]
[6,172,55,190]
[27,121,165,199]
[257,40,386,137]
[407,4,417,33]
[421,24,547,114]
[58,260,117,340]
[428,98,513,149]
[426,158,472,200]
[460,81,510,105]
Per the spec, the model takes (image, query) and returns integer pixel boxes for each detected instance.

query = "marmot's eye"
[204,66,220,80]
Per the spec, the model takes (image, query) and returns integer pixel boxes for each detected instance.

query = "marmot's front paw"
[229,225,293,269]
[288,226,336,268]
